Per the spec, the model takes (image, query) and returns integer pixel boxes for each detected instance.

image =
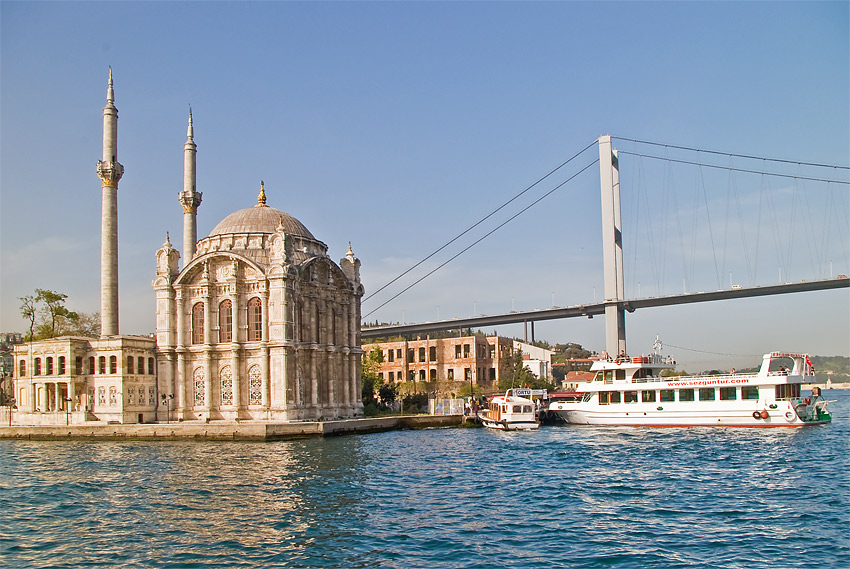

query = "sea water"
[1,391,848,569]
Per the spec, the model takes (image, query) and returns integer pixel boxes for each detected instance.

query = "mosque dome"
[208,183,316,240]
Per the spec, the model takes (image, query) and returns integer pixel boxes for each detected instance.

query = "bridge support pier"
[599,135,626,356]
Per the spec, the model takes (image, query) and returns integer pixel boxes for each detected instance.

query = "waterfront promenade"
[0,414,463,441]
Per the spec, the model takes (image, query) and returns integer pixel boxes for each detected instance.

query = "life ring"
[752,411,762,420]
[760,410,769,420]
[784,410,796,422]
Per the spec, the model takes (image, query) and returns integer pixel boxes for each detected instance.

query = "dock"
[0,415,463,441]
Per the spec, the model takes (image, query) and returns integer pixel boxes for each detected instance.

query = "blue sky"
[1,1,848,370]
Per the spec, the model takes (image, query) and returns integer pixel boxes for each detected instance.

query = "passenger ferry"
[480,390,540,430]
[548,343,832,427]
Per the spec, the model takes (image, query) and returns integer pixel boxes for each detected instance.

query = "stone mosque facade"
[12,72,364,425]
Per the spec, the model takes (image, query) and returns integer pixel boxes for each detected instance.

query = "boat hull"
[479,416,539,430]
[551,407,831,427]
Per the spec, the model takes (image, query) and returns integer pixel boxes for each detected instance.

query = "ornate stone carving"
[96,160,124,187]
[178,189,203,213]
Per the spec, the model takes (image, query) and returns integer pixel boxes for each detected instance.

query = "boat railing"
[631,372,760,384]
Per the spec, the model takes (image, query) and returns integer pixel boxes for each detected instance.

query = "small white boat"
[479,390,540,430]
[548,340,833,428]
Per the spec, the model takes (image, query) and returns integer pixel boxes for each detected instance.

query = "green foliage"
[497,349,552,391]
[378,382,397,405]
[361,346,384,406]
[456,383,484,398]
[19,289,97,341]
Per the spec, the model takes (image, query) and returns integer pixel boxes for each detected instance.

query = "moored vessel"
[480,390,540,430]
[548,342,832,427]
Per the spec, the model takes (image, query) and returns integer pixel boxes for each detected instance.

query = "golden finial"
[256,180,267,207]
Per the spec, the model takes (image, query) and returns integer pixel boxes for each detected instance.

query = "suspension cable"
[362,139,599,304]
[615,151,850,184]
[363,158,600,320]
[612,137,850,170]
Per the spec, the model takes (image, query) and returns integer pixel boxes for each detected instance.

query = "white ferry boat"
[548,344,832,427]
[480,390,540,430]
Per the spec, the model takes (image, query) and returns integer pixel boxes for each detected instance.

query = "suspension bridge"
[361,136,849,353]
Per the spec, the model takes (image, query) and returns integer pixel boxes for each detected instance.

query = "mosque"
[12,72,364,425]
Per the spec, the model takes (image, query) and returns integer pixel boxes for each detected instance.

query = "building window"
[418,347,425,362]
[463,344,470,358]
[193,368,205,406]
[138,356,145,375]
[430,369,437,381]
[396,349,402,360]
[75,356,82,375]
[220,366,233,406]
[419,369,426,381]
[108,386,117,406]
[388,371,394,382]
[455,345,461,358]
[149,386,156,406]
[464,368,472,380]
[98,386,106,406]
[19,360,26,377]
[34,358,41,376]
[219,299,233,343]
[128,388,135,406]
[58,356,66,375]
[429,346,437,362]
[407,349,414,363]
[127,357,134,374]
[447,368,454,380]
[110,356,117,374]
[248,365,262,405]
[490,368,496,380]
[192,302,205,344]
[46,357,54,375]
[489,344,495,358]
[388,350,394,363]
[148,358,154,376]
[719,387,737,401]
[248,297,262,342]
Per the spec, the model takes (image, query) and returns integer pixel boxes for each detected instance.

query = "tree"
[497,349,539,391]
[18,289,96,341]
[361,346,384,406]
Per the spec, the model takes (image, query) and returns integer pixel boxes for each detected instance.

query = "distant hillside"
[811,355,849,382]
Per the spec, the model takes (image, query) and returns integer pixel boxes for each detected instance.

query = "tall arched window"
[46,357,54,375]
[247,297,262,341]
[34,358,42,376]
[192,302,205,344]
[99,356,106,374]
[19,359,26,377]
[219,299,233,343]
[88,356,95,375]
[109,355,117,374]
[137,356,145,375]
[58,356,66,375]
[148,358,155,376]
[127,357,134,374]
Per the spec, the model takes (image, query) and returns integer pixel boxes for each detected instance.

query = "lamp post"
[161,394,173,423]
[63,396,72,426]
[8,398,15,426]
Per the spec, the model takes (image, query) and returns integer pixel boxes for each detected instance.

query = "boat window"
[641,390,656,402]
[599,392,609,405]
[616,370,626,381]
[624,391,638,403]
[659,390,675,402]
[775,384,801,400]
[523,405,533,413]
[719,387,737,400]
[609,391,621,404]
[594,372,603,382]
[741,386,759,400]
[604,371,613,384]
[679,389,695,402]
[634,368,652,380]
[582,393,593,403]
[699,388,715,401]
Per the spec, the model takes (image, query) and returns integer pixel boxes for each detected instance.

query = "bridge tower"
[598,135,626,356]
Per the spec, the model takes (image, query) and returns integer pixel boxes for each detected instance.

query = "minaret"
[96,68,124,337]
[178,109,202,264]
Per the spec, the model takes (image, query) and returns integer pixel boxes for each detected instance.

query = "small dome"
[208,183,315,239]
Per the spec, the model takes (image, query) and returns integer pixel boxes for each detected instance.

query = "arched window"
[58,356,66,375]
[34,358,42,376]
[193,368,205,406]
[248,365,262,405]
[109,356,117,374]
[88,356,95,375]
[46,357,54,375]
[127,357,134,374]
[192,302,205,344]
[148,358,154,376]
[19,359,26,377]
[248,298,262,342]
[75,356,82,375]
[138,356,145,375]
[219,299,233,343]
[99,356,106,374]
